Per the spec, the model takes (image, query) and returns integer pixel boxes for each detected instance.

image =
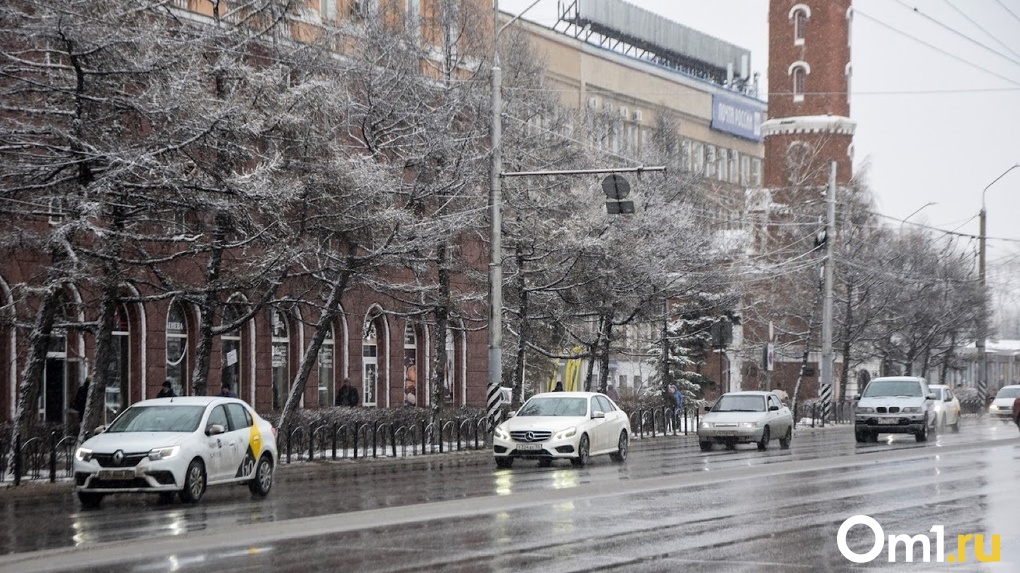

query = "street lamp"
[977,164,1020,407]
[487,0,542,428]
[899,201,936,231]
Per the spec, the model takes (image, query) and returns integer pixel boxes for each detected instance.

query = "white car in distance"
[927,384,961,432]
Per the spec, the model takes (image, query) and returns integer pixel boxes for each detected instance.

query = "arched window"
[105,303,131,423]
[788,61,810,102]
[221,300,244,399]
[318,326,335,407]
[362,319,378,406]
[443,328,455,402]
[166,301,189,397]
[789,4,811,45]
[270,307,290,410]
[403,323,418,407]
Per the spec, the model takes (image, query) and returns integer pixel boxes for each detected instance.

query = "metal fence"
[0,430,78,485]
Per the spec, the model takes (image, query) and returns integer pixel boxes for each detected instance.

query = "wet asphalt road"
[1,417,1018,572]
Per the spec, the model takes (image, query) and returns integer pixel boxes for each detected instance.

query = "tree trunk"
[12,285,62,448]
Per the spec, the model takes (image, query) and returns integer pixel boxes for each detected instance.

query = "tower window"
[789,4,812,46]
[788,61,811,103]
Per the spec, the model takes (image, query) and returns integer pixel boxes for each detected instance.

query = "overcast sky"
[500,0,1020,269]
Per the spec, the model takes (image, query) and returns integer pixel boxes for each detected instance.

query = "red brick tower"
[764,0,855,196]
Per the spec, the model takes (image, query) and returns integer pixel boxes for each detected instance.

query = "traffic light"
[602,174,635,214]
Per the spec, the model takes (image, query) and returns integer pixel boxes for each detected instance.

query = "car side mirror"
[592,410,605,419]
[206,423,226,436]
[769,405,779,411]
[93,425,106,435]
[506,411,516,419]
[704,406,712,412]
[926,393,937,401]
[853,394,861,401]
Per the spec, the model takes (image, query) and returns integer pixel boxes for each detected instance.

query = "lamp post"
[487,0,542,429]
[899,202,936,231]
[977,164,1020,408]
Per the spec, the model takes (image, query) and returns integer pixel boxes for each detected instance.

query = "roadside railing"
[0,428,78,486]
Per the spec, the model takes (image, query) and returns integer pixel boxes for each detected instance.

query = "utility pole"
[819,162,836,423]
[978,164,1020,408]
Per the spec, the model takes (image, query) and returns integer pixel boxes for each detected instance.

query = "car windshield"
[713,395,766,412]
[517,397,588,417]
[995,387,1020,399]
[863,381,922,398]
[105,405,205,433]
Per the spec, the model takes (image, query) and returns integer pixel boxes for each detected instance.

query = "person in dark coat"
[157,380,177,398]
[220,383,237,398]
[336,379,359,407]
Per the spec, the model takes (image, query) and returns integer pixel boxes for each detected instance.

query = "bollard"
[372,421,379,458]
[14,434,21,487]
[49,432,57,483]
[332,422,338,460]
[420,420,427,455]
[353,423,360,460]
[286,426,292,464]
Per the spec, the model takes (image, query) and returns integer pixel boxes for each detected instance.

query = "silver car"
[854,376,937,443]
[697,391,793,451]
[988,385,1020,423]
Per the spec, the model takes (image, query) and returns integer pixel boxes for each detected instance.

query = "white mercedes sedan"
[698,391,794,451]
[74,397,277,508]
[492,392,630,469]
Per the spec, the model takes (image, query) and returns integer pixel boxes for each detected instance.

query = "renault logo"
[525,431,535,442]
[112,450,124,465]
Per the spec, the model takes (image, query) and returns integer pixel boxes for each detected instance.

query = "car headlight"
[75,448,93,462]
[739,422,758,428]
[901,407,921,413]
[856,407,875,414]
[700,422,712,429]
[553,427,577,440]
[148,446,181,461]
[494,426,509,440]
[989,405,999,411]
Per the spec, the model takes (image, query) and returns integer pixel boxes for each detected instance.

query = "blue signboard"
[711,94,763,141]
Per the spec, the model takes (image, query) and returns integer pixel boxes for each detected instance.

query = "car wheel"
[570,435,590,467]
[854,429,868,443]
[179,459,206,504]
[724,442,736,450]
[867,432,879,443]
[248,454,273,498]
[779,427,792,450]
[951,417,961,433]
[609,431,628,463]
[699,441,713,452]
[757,426,770,451]
[915,418,928,442]
[537,458,552,468]
[77,491,103,509]
[495,457,513,469]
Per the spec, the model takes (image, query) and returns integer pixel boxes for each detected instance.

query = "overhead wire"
[892,0,1020,69]
[941,0,1020,60]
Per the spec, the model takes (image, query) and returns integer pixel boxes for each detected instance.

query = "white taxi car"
[74,397,277,508]
[492,392,630,468]
[928,384,961,432]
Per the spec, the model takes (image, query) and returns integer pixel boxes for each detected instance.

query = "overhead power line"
[855,10,1020,88]
[894,0,1020,70]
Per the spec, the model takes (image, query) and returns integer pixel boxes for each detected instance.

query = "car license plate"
[516,443,543,451]
[879,419,899,425]
[98,469,135,479]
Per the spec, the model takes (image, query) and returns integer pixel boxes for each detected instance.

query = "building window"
[794,10,807,44]
[792,67,806,102]
[751,158,762,186]
[362,319,378,407]
[741,155,751,186]
[706,146,717,178]
[319,0,336,20]
[717,148,728,181]
[270,307,290,410]
[106,304,131,424]
[789,4,811,45]
[403,323,418,407]
[166,301,188,397]
[444,329,455,402]
[692,142,704,175]
[221,298,245,400]
[318,326,335,408]
[618,374,628,388]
